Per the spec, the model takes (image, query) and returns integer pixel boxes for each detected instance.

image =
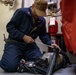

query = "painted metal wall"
[0,0,22,59]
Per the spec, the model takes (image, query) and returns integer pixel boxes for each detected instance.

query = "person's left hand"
[51,43,61,52]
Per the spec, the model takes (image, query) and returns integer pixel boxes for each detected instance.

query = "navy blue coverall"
[0,7,53,72]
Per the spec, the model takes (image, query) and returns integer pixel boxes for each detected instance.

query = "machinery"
[17,47,71,75]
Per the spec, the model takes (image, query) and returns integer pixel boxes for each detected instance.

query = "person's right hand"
[23,35,34,43]
[51,43,61,52]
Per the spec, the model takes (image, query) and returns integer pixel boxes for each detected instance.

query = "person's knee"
[0,60,17,72]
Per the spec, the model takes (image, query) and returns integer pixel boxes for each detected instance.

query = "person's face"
[32,5,40,19]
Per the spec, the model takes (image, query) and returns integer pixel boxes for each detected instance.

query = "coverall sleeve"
[6,9,25,41]
[39,18,53,45]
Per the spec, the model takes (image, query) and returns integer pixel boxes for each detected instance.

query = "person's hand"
[51,43,61,52]
[23,35,34,43]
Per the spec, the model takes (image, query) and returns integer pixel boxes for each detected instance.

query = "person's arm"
[39,17,61,51]
[7,8,35,43]
[39,18,53,45]
[6,9,25,41]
